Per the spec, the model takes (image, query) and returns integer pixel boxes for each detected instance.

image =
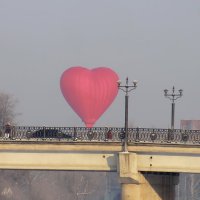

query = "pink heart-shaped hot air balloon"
[60,66,119,127]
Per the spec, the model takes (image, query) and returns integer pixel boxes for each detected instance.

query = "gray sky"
[0,0,200,128]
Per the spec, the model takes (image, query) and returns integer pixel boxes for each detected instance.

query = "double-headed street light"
[164,86,183,129]
[117,77,138,152]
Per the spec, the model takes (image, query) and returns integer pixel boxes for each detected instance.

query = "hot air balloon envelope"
[60,66,119,127]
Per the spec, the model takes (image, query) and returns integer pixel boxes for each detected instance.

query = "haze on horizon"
[0,0,200,128]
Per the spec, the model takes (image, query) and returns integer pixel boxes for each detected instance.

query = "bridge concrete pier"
[121,184,139,200]
[118,152,179,200]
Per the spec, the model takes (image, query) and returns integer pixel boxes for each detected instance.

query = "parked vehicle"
[31,129,72,139]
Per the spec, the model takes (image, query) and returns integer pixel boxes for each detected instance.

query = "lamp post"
[117,77,138,152]
[164,86,183,129]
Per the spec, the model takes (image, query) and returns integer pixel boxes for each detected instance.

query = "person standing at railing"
[105,128,112,141]
[4,122,11,139]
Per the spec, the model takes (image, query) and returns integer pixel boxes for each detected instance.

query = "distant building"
[180,120,200,130]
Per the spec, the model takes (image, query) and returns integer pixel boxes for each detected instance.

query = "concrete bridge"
[1,126,200,200]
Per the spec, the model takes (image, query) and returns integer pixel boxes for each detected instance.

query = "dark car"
[31,129,72,139]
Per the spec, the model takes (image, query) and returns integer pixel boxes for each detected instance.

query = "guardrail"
[0,126,199,145]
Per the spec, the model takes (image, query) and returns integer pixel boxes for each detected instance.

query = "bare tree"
[0,92,18,126]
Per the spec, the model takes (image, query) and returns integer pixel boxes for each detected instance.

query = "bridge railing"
[0,126,123,142]
[0,126,200,145]
[128,128,200,145]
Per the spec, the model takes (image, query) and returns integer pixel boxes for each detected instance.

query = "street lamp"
[117,77,138,152]
[164,86,183,129]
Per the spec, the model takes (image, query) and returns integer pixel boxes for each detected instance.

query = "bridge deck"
[1,126,200,173]
[0,142,200,173]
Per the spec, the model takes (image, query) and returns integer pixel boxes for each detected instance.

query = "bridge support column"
[118,152,179,200]
[121,183,140,200]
